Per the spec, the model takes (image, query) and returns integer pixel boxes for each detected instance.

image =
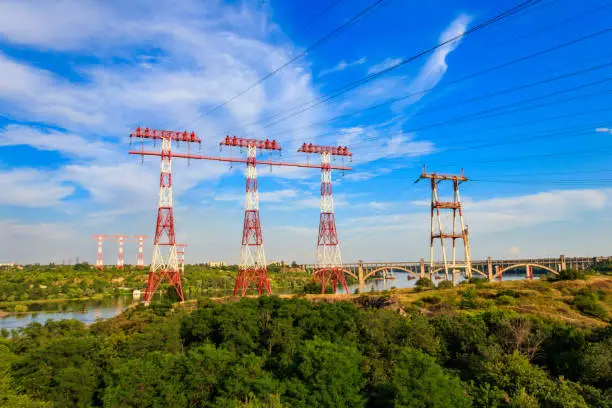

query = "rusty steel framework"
[93,234,108,270]
[130,127,201,304]
[418,166,471,284]
[129,131,352,301]
[297,143,352,293]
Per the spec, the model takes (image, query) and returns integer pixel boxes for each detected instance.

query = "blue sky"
[1,0,612,264]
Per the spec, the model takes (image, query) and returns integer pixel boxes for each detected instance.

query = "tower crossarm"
[432,233,466,240]
[297,143,352,157]
[433,201,462,209]
[220,135,281,151]
[130,127,201,143]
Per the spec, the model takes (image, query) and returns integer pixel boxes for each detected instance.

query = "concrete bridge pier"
[420,258,425,279]
[487,257,493,281]
[358,260,365,294]
[560,254,566,271]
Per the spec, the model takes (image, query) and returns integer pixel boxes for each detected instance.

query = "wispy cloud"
[368,57,403,74]
[0,169,74,207]
[319,57,367,78]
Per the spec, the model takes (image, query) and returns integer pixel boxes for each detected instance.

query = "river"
[0,295,135,332]
[2,272,543,331]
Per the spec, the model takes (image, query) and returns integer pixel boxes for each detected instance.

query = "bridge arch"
[430,267,488,279]
[495,263,558,278]
[312,268,358,280]
[363,266,420,281]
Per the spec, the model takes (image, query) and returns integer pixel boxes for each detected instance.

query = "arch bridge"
[302,255,607,292]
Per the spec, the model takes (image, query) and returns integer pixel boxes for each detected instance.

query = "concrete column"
[560,255,566,271]
[487,257,493,281]
[420,258,425,278]
[358,260,365,293]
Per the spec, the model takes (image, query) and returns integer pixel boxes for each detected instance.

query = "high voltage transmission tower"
[298,143,352,293]
[176,244,187,275]
[129,128,352,301]
[220,136,282,296]
[130,127,202,304]
[92,234,108,270]
[114,235,129,269]
[418,166,472,284]
[134,235,148,269]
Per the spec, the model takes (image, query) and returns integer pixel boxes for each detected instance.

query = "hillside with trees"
[0,276,610,407]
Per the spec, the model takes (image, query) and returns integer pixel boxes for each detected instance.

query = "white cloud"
[319,57,366,78]
[392,14,471,109]
[0,124,117,160]
[0,169,74,207]
[368,57,402,74]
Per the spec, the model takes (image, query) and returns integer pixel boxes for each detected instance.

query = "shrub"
[436,280,453,289]
[14,304,28,313]
[573,289,608,320]
[557,269,587,281]
[460,287,478,309]
[415,278,434,290]
[422,295,442,305]
[497,289,517,298]
[496,295,517,306]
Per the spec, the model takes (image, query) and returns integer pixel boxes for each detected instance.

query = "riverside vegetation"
[0,263,311,313]
[0,273,610,407]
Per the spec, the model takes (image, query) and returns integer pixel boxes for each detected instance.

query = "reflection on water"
[337,270,545,294]
[1,295,134,331]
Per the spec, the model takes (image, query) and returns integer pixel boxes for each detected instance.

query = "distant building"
[208,261,227,267]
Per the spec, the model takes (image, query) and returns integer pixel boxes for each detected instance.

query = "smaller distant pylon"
[134,235,148,269]
[114,235,130,269]
[176,244,187,275]
[93,235,109,270]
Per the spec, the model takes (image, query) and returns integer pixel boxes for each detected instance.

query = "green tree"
[284,337,366,408]
[392,347,471,408]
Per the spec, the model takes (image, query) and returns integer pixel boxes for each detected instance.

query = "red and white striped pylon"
[134,235,148,269]
[176,244,187,275]
[297,144,352,294]
[114,235,129,269]
[237,145,270,295]
[93,234,108,270]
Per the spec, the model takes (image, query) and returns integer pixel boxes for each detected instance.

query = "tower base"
[314,267,349,294]
[143,270,184,304]
[233,268,272,296]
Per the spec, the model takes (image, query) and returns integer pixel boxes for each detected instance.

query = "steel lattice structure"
[129,131,351,301]
[176,243,187,275]
[114,235,130,269]
[220,136,282,296]
[130,127,201,304]
[93,234,108,270]
[134,235,148,269]
[298,143,352,293]
[418,166,472,284]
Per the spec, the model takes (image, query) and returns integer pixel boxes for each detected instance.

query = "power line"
[268,55,612,138]
[276,83,612,162]
[295,0,346,32]
[249,0,546,129]
[191,0,391,123]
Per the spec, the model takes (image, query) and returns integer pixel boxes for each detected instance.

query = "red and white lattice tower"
[176,244,187,275]
[220,136,281,296]
[93,234,108,270]
[130,127,201,304]
[134,235,148,269]
[298,143,352,293]
[114,235,129,269]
